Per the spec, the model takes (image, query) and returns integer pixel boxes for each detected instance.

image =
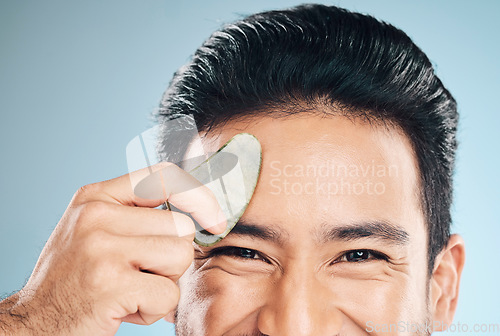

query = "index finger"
[73,162,226,235]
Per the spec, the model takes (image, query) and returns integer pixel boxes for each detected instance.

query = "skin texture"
[175,114,465,335]
[0,113,465,336]
[0,163,226,336]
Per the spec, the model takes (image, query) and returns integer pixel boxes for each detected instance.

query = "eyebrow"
[226,219,287,246]
[318,221,410,246]
[227,219,409,247]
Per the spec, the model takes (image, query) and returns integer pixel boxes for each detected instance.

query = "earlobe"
[430,234,466,331]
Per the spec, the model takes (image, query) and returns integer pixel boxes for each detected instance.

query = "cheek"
[327,268,429,329]
[178,265,270,333]
[334,277,413,325]
[179,270,427,332]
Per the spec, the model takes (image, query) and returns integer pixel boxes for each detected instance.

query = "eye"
[336,249,388,263]
[208,246,270,263]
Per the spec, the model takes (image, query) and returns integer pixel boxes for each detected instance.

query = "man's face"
[176,114,430,335]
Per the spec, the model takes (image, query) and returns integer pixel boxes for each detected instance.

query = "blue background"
[1,1,498,335]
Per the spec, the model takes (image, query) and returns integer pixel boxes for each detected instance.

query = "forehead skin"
[176,114,430,335]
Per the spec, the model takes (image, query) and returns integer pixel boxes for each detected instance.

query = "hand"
[0,162,226,335]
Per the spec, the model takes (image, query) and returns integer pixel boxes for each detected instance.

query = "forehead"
[187,114,425,243]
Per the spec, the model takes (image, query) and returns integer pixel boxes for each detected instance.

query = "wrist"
[0,293,32,336]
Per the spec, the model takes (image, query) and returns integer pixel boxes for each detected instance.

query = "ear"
[430,234,466,331]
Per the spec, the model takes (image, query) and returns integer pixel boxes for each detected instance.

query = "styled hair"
[155,4,458,271]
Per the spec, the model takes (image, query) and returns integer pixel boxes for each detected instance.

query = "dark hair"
[155,4,458,272]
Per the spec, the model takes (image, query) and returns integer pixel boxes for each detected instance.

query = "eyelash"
[334,249,389,264]
[207,246,388,264]
[208,246,271,263]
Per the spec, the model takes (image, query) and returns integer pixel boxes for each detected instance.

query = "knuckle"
[80,228,114,258]
[75,201,111,229]
[74,182,102,202]
[85,257,121,292]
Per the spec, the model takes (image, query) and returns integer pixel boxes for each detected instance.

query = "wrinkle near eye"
[193,243,277,275]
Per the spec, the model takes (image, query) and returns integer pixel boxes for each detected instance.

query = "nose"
[257,267,343,336]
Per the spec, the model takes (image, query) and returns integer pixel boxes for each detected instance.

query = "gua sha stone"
[190,133,262,246]
[132,133,262,245]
